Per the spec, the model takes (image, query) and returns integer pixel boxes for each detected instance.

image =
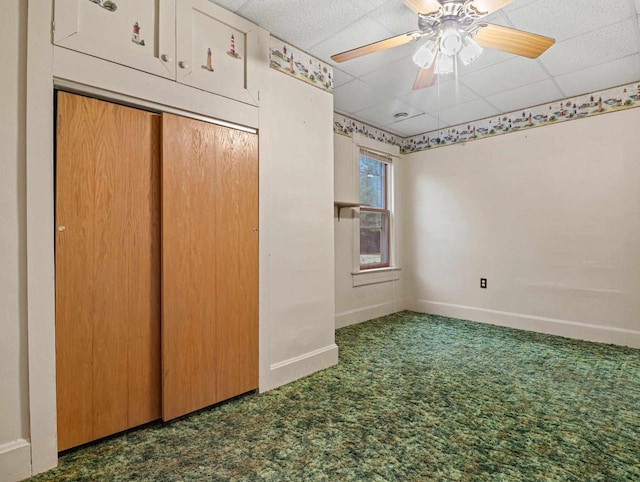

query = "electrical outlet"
[480,278,487,289]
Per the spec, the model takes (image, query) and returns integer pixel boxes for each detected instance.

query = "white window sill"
[351,267,401,287]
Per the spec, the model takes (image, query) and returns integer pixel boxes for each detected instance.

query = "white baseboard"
[0,439,31,482]
[335,297,410,329]
[411,300,640,348]
[261,344,339,392]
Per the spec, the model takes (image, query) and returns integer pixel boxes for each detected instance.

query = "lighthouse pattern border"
[333,115,404,149]
[333,80,640,154]
[402,81,640,153]
[269,36,333,93]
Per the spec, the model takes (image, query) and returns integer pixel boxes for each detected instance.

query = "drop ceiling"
[210,0,640,137]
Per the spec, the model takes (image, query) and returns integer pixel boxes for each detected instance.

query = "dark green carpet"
[31,311,640,481]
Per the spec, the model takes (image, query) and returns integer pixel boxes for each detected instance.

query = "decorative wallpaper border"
[269,36,334,93]
[333,114,404,149]
[402,81,640,154]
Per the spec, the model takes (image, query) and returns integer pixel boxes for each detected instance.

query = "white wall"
[259,71,338,390]
[334,133,407,328]
[0,1,32,480]
[403,107,640,347]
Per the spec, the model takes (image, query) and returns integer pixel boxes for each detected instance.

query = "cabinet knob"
[161,54,173,63]
[58,226,66,232]
[178,61,190,69]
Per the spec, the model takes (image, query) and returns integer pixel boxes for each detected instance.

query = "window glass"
[360,211,389,267]
[359,153,390,269]
[359,155,385,208]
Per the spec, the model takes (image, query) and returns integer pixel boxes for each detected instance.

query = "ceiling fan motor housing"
[418,0,480,35]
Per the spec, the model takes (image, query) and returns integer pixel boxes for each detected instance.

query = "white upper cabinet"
[53,0,268,105]
[175,0,266,106]
[54,0,176,80]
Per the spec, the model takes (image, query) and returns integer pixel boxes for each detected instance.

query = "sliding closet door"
[162,113,258,421]
[55,92,162,450]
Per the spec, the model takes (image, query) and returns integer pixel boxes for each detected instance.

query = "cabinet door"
[161,113,259,421]
[175,0,266,106]
[55,92,162,451]
[54,0,176,79]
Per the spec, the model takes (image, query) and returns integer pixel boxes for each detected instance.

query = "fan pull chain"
[437,64,441,138]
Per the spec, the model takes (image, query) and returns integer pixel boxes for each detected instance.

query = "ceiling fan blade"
[403,0,442,15]
[413,51,438,90]
[413,66,437,90]
[473,24,555,59]
[470,0,513,15]
[331,31,420,63]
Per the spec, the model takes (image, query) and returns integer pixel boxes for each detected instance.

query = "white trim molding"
[335,299,408,329]
[352,133,400,157]
[0,439,31,482]
[26,0,58,475]
[352,267,401,287]
[262,344,339,392]
[411,299,640,349]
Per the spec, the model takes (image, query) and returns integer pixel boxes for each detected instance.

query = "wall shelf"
[334,201,361,221]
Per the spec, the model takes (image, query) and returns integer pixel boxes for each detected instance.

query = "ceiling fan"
[331,0,555,90]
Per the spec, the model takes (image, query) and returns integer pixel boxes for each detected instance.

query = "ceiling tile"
[477,10,510,27]
[333,67,355,88]
[308,16,393,60]
[459,56,549,97]
[400,79,480,112]
[348,0,392,15]
[500,0,540,13]
[368,0,420,36]
[485,79,564,113]
[540,19,639,76]
[333,79,387,114]
[237,0,364,49]
[505,0,632,43]
[359,55,421,98]
[386,113,441,136]
[208,0,249,12]
[354,98,424,127]
[437,98,500,125]
[554,54,640,98]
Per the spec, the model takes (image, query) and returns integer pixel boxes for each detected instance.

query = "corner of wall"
[335,296,410,329]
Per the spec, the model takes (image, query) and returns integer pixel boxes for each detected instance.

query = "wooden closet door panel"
[56,92,161,450]
[55,93,96,450]
[162,113,219,421]
[214,127,259,401]
[126,114,162,427]
[162,113,258,421]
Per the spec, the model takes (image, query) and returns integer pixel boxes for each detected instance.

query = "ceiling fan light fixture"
[435,51,454,75]
[459,35,483,66]
[439,28,463,56]
[413,39,438,68]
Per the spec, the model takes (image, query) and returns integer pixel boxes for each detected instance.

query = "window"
[359,150,390,269]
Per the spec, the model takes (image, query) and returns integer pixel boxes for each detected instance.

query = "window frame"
[349,134,401,287]
[358,148,392,270]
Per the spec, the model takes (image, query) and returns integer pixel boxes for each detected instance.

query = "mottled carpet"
[31,311,640,481]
